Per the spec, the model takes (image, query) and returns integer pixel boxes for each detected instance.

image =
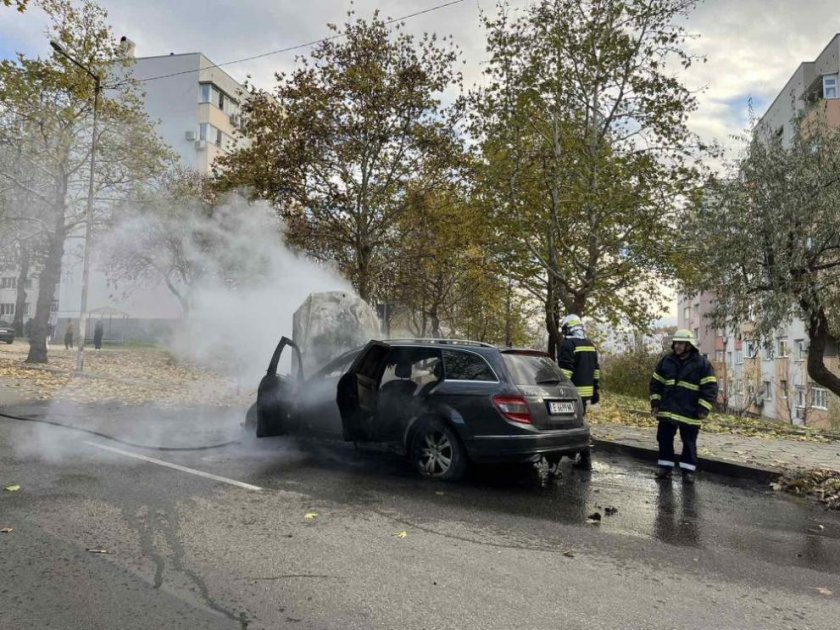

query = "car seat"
[416,360,444,397]
[380,359,418,399]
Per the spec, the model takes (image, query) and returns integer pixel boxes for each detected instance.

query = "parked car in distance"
[0,321,14,344]
[247,337,590,481]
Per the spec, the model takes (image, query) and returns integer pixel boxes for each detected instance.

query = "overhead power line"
[137,0,468,83]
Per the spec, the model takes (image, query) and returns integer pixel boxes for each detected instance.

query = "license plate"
[548,401,575,415]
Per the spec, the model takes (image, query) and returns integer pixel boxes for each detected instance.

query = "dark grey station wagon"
[248,338,590,481]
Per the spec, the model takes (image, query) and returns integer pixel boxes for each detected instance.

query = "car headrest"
[395,362,412,379]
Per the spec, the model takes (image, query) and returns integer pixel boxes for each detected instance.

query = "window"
[50,300,58,313]
[777,339,788,358]
[736,349,743,364]
[745,340,757,359]
[763,343,775,361]
[795,386,806,409]
[762,381,772,400]
[442,350,496,381]
[795,339,806,361]
[199,82,239,116]
[812,387,829,410]
[727,351,733,365]
[682,306,690,322]
[734,379,742,395]
[1,277,16,289]
[823,74,838,100]
[780,380,788,398]
[715,350,724,363]
[0,303,14,316]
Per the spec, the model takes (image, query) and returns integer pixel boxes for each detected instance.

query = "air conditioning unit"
[185,130,196,141]
[194,140,207,150]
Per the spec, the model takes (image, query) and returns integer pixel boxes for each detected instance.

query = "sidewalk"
[590,422,840,483]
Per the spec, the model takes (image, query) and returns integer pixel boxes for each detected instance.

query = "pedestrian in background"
[93,320,104,350]
[547,313,600,473]
[64,321,74,350]
[649,329,718,484]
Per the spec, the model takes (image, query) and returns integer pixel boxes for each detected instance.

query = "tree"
[683,110,840,397]
[472,0,709,358]
[0,0,171,362]
[215,11,464,303]
[2,0,29,11]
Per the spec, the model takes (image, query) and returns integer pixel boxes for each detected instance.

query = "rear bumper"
[0,333,13,343]
[466,426,591,463]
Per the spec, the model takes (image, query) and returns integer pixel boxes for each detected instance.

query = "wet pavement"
[2,404,840,629]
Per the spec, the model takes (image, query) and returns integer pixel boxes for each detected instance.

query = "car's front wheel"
[410,418,467,481]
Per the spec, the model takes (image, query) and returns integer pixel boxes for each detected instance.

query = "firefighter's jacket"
[558,337,600,400]
[649,351,718,426]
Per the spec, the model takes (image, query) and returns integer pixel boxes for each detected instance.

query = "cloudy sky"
[2,0,840,154]
[2,1,839,324]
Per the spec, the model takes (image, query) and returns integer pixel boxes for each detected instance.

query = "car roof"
[385,338,498,350]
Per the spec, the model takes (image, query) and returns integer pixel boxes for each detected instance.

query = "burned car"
[247,337,590,481]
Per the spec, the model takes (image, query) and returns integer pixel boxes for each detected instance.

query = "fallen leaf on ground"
[563,550,575,558]
[817,587,833,597]
[1,527,12,533]
[4,484,20,492]
[86,548,110,554]
[393,531,408,539]
[304,512,318,521]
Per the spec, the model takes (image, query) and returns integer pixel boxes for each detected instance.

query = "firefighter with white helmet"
[551,313,599,472]
[649,329,718,483]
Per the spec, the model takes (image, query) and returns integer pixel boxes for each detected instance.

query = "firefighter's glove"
[650,405,659,418]
[591,391,600,405]
[697,410,709,420]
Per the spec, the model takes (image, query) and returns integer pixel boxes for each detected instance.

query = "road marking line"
[82,441,263,491]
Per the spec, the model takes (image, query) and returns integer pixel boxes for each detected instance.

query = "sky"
[2,0,840,325]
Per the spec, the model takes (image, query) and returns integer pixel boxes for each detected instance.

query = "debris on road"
[604,506,618,516]
[304,512,318,521]
[1,527,13,533]
[86,548,111,554]
[586,512,602,525]
[776,469,840,510]
[817,587,833,597]
[393,531,408,539]
[4,484,20,492]
[563,550,575,558]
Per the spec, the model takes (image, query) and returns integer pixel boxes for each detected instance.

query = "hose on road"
[0,410,241,452]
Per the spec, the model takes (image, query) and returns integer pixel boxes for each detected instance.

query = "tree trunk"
[356,244,372,304]
[805,307,840,397]
[12,245,30,336]
[26,207,65,364]
[545,275,561,361]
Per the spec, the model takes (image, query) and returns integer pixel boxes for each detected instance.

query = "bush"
[600,351,662,401]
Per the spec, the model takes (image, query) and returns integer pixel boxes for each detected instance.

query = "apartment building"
[43,44,248,342]
[679,34,840,431]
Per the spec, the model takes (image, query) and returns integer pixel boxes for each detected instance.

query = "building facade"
[52,47,249,341]
[678,35,840,431]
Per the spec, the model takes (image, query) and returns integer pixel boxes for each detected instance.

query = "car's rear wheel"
[410,418,467,481]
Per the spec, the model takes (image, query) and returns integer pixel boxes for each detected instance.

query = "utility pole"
[50,40,100,373]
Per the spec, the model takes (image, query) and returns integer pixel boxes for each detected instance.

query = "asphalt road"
[1,405,840,629]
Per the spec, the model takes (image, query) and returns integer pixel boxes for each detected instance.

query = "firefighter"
[649,329,718,484]
[552,313,599,472]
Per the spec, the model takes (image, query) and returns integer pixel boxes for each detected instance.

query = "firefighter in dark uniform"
[649,329,718,484]
[551,313,599,472]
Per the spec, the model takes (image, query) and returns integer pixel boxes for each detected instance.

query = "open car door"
[255,336,304,437]
[336,340,390,442]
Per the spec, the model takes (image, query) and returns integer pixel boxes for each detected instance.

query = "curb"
[592,438,783,485]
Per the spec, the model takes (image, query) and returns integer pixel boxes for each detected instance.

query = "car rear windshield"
[501,353,567,385]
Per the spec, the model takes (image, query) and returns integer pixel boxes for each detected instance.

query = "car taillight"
[493,395,532,424]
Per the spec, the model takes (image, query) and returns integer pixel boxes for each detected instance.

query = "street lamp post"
[50,41,100,373]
